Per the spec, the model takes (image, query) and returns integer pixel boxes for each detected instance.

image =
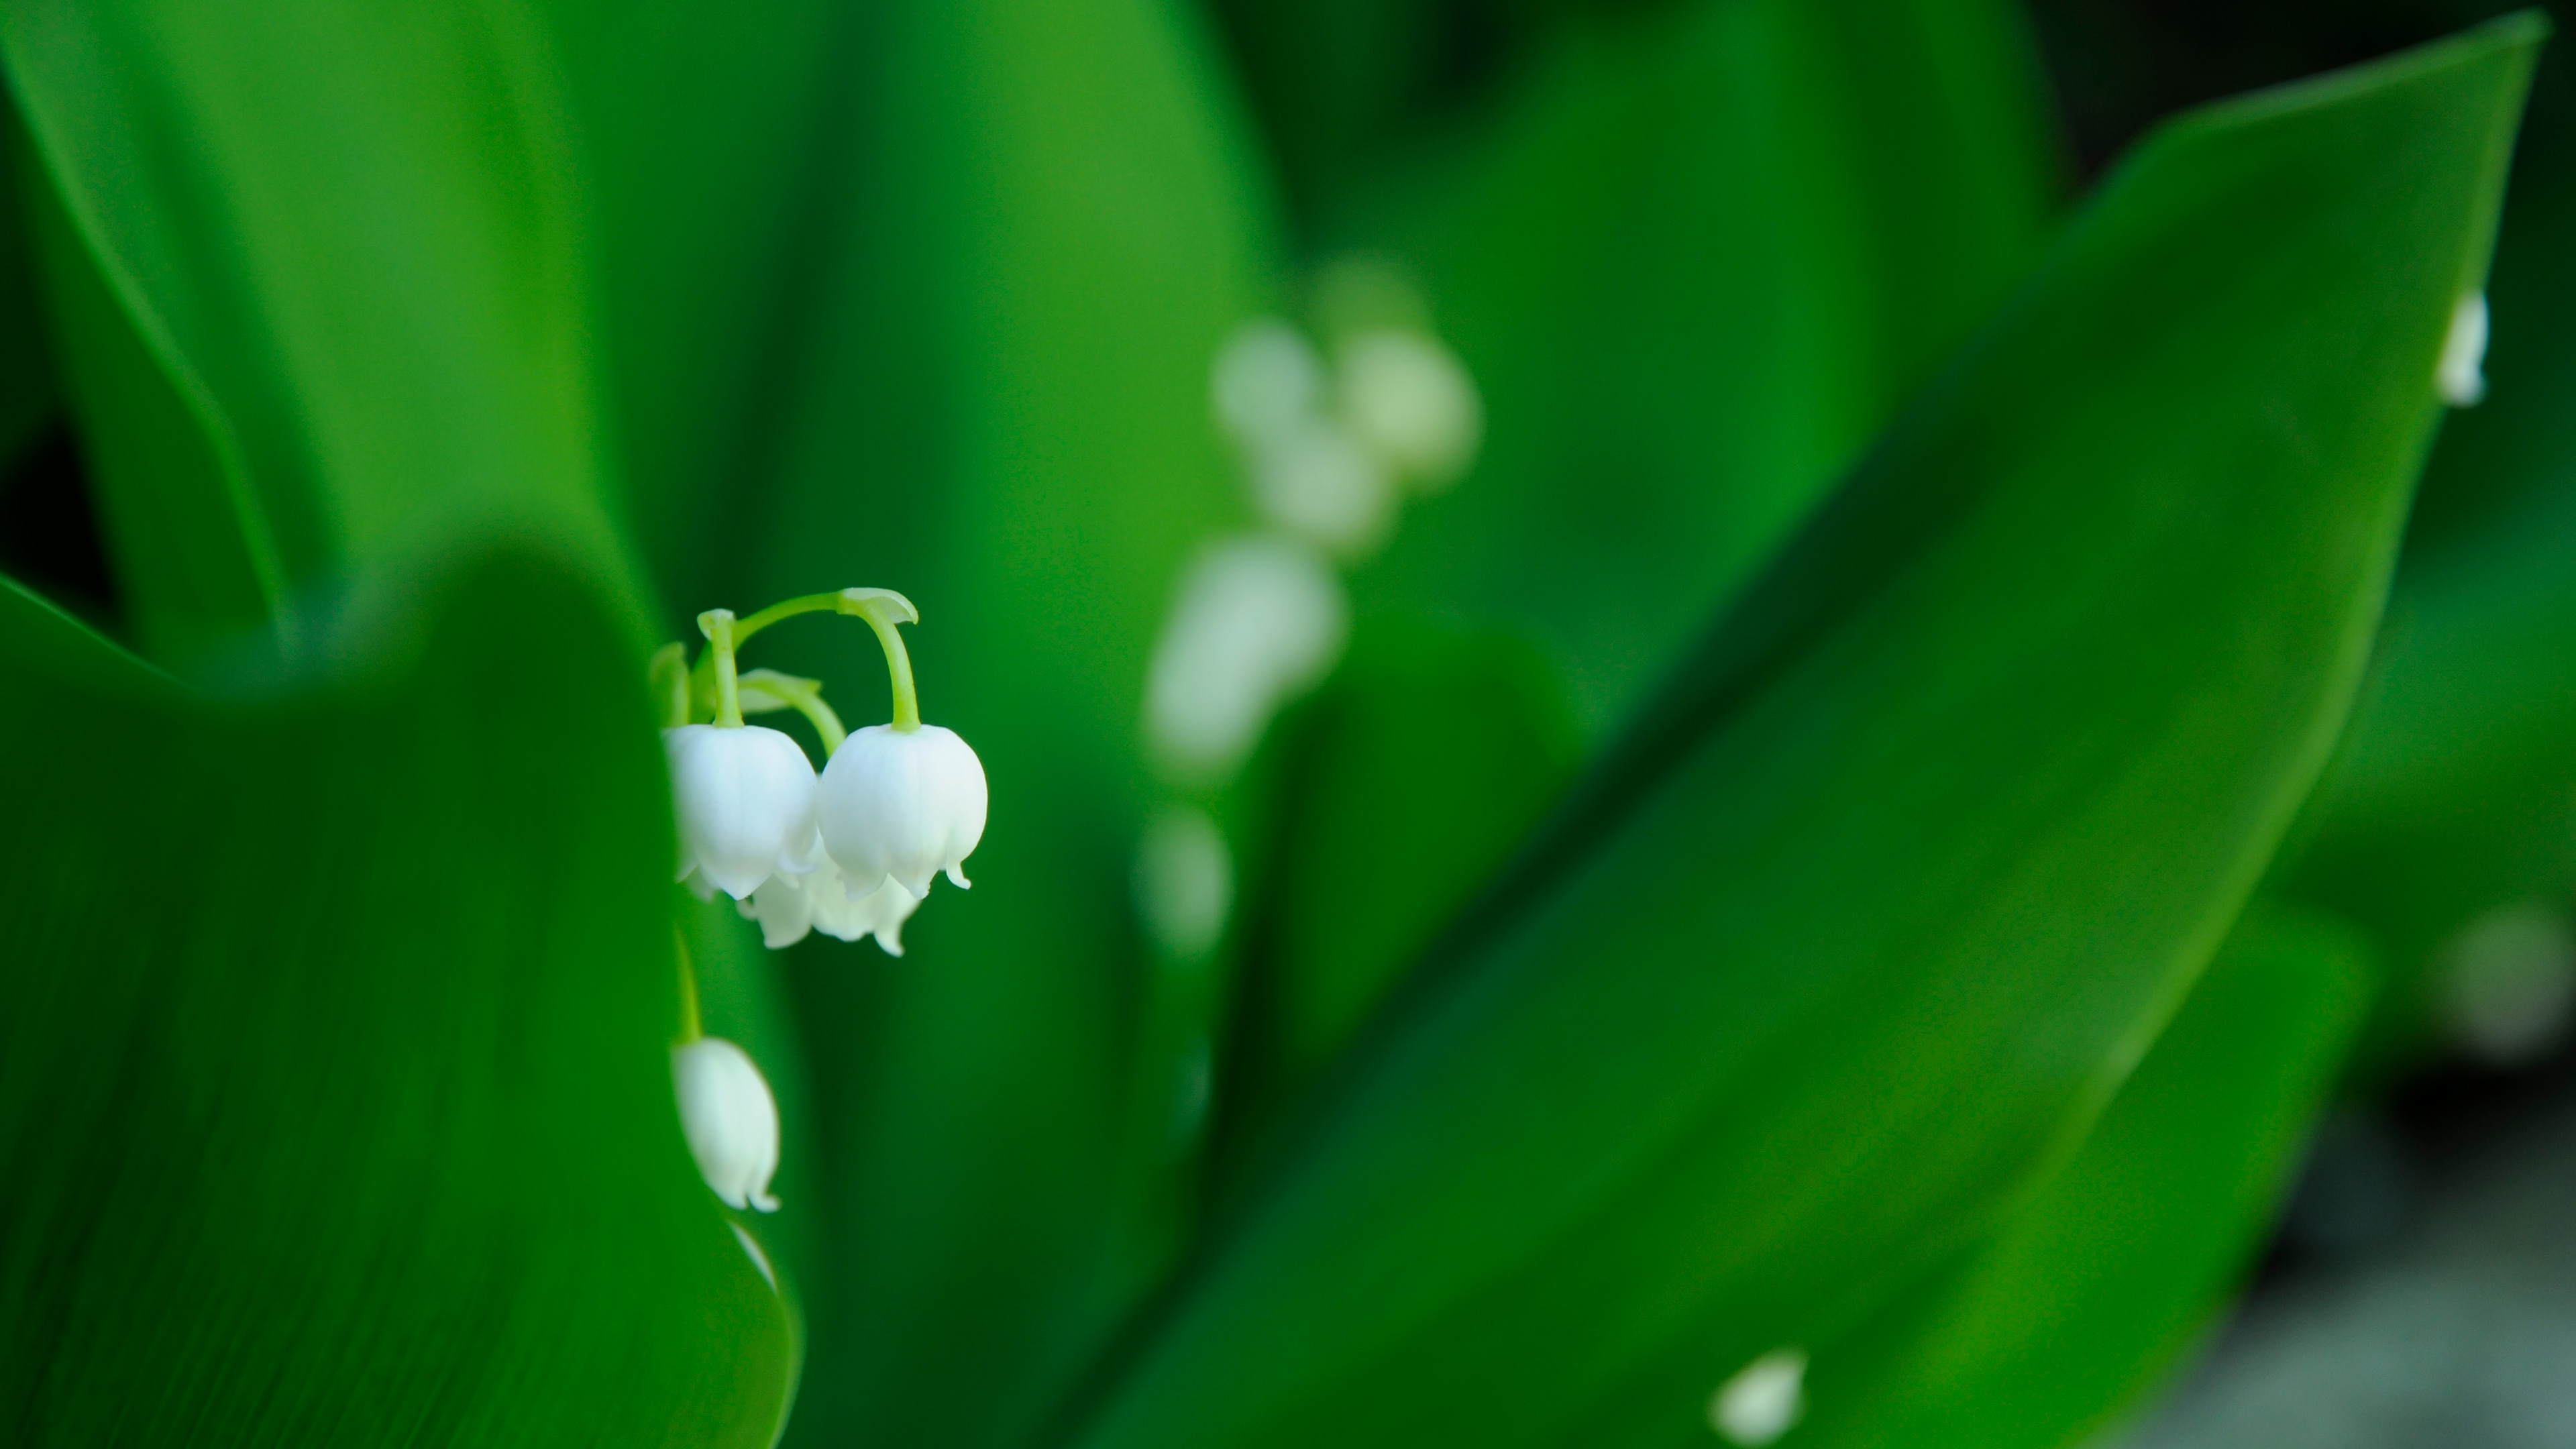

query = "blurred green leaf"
[1344,0,2063,733]
[0,550,790,1444]
[2282,19,2576,1075]
[1796,903,2374,1449]
[0,0,635,642]
[0,101,50,470]
[12,121,272,659]
[537,0,852,616]
[2287,494,2576,1075]
[1226,619,1580,1147]
[699,1,1283,1445]
[1071,20,2537,1449]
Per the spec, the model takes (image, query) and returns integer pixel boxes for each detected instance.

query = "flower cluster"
[1136,258,1483,959]
[653,586,986,1218]
[655,586,987,957]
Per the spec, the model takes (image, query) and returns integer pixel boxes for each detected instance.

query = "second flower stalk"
[659,586,989,956]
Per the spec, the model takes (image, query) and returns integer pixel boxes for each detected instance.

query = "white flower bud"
[1249,416,1395,557]
[2438,290,2489,407]
[1338,329,1481,488]
[1145,535,1348,782]
[741,851,924,956]
[672,1036,780,1212]
[817,723,989,900]
[665,723,819,900]
[1710,1348,1807,1446]
[1212,317,1326,451]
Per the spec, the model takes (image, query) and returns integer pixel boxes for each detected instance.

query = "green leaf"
[1794,903,2375,1449]
[1342,0,2063,733]
[1226,618,1580,1145]
[2286,494,2576,1074]
[12,121,274,659]
[0,549,790,1444]
[535,0,853,616]
[700,1,1282,1445]
[0,0,635,641]
[0,99,50,470]
[1071,19,2538,1449]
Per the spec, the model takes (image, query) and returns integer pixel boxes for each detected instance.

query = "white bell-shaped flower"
[1144,535,1348,781]
[1212,317,1326,451]
[1248,416,1396,557]
[2438,290,2489,407]
[818,723,989,900]
[672,1036,780,1212]
[665,722,819,900]
[741,851,924,956]
[1338,329,1482,488]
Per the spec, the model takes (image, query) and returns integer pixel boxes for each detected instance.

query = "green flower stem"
[739,669,849,754]
[676,927,703,1044]
[842,588,923,733]
[698,609,744,727]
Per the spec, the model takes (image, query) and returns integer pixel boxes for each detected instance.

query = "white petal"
[1143,536,1348,782]
[817,723,987,903]
[1211,317,1325,450]
[1710,1348,1807,1446]
[1338,329,1481,487]
[1247,417,1395,557]
[2437,290,2489,407]
[672,1037,781,1213]
[665,724,818,900]
[739,870,818,950]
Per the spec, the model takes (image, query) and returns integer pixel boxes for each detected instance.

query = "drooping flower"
[1248,415,1396,557]
[817,722,989,900]
[1212,317,1326,451]
[1144,535,1348,782]
[665,722,819,900]
[671,1036,781,1212]
[1336,328,1483,487]
[1709,1347,1807,1446]
[741,850,923,956]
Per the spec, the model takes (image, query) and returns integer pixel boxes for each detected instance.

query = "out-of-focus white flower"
[672,1036,780,1212]
[665,723,818,900]
[1709,1348,1807,1446]
[2442,900,2576,1067]
[818,723,989,900]
[1212,317,1326,451]
[741,852,923,956]
[1134,806,1234,958]
[1249,417,1395,557]
[1338,329,1482,488]
[1144,535,1348,782]
[2438,291,2489,407]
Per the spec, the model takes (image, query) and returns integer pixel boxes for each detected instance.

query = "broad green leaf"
[2286,492,2576,1073]
[1342,0,2063,733]
[13,125,274,659]
[0,100,48,469]
[0,550,790,1444]
[700,0,1282,1444]
[1071,21,2538,1449]
[1225,619,1579,1147]
[0,0,634,643]
[535,0,851,616]
[2282,26,2576,1073]
[1794,904,2374,1449]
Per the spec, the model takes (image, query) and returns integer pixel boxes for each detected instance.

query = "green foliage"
[1071,21,2536,1448]
[1797,904,2375,1449]
[0,0,2555,1444]
[0,554,790,1445]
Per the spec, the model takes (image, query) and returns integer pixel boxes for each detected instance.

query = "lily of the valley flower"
[1337,328,1483,487]
[665,722,818,900]
[742,852,923,955]
[672,1036,781,1212]
[819,724,988,900]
